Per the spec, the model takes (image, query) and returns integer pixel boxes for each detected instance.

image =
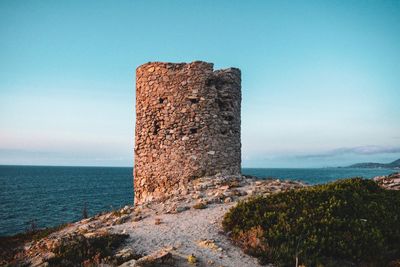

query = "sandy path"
[112,203,264,267]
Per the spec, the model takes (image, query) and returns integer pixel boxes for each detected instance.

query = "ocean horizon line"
[0,164,398,169]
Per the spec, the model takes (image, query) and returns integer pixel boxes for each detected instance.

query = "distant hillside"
[347,158,400,169]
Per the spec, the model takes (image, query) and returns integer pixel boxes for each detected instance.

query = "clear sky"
[1,0,399,167]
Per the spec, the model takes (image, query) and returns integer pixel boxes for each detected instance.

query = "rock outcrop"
[134,61,241,205]
[373,172,400,190]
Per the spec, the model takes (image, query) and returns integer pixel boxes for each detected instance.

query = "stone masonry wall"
[134,61,241,205]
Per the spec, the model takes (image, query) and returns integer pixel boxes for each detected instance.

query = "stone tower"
[134,61,241,205]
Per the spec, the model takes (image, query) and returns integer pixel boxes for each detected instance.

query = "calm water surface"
[0,165,396,236]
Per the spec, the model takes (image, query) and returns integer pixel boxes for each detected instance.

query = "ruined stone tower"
[134,61,241,205]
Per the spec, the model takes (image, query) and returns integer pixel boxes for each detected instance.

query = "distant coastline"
[343,158,400,169]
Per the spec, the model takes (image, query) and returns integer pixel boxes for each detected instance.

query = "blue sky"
[0,0,399,167]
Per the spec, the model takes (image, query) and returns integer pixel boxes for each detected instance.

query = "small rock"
[176,206,189,213]
[208,197,221,204]
[197,239,219,251]
[114,214,131,225]
[192,202,207,209]
[133,215,142,222]
[119,259,137,267]
[219,185,230,190]
[224,197,232,203]
[42,252,56,261]
[116,248,137,263]
[78,224,90,233]
[136,248,173,266]
[30,256,44,267]
[83,232,97,238]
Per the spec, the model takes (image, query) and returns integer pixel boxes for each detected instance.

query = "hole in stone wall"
[153,121,160,135]
[189,98,199,104]
[217,99,228,110]
[189,128,197,134]
[205,78,215,87]
[159,98,164,104]
[223,114,234,121]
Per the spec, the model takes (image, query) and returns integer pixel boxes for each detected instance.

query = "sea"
[0,165,397,236]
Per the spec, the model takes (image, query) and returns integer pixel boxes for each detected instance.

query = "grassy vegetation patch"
[222,178,400,266]
[48,233,129,266]
[0,223,70,266]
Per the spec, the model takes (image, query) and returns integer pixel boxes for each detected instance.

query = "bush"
[222,178,400,266]
[48,233,129,266]
[0,223,70,266]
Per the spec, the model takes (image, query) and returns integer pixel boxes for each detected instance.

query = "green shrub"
[222,178,400,266]
[48,233,129,266]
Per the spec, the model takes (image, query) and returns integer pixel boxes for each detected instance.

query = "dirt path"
[113,203,263,267]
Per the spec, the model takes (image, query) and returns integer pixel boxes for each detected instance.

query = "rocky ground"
[4,175,305,267]
[373,172,400,190]
[4,173,399,267]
